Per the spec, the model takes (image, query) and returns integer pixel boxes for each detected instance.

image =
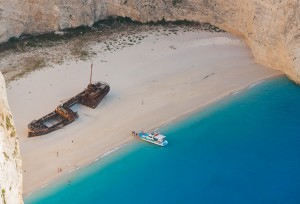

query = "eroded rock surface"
[0,0,299,82]
[0,73,23,204]
[0,1,298,203]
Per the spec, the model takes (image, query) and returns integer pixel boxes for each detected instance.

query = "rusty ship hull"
[78,82,110,109]
[28,111,76,137]
[28,82,110,137]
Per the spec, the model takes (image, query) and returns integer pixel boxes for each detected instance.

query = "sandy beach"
[6,28,281,195]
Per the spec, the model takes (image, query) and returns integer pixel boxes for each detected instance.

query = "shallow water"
[25,76,300,204]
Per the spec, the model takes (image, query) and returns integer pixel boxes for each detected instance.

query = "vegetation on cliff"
[0,17,224,84]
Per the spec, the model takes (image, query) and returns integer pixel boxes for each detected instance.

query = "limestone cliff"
[108,0,300,83]
[0,73,23,204]
[0,0,299,82]
[0,1,298,203]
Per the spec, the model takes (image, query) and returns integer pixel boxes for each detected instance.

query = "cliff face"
[0,73,23,204]
[0,0,107,42]
[0,0,299,82]
[0,1,298,203]
[107,0,300,83]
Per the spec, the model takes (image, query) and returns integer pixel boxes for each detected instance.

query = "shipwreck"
[28,64,110,137]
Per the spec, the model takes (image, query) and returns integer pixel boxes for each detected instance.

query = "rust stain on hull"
[28,81,110,137]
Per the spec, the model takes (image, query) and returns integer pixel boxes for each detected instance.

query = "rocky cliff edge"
[0,1,298,203]
[0,0,299,82]
[0,72,23,204]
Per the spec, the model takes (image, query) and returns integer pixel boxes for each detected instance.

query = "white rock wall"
[0,0,298,82]
[0,73,23,204]
[0,1,298,203]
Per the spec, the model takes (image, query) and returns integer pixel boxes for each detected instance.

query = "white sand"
[6,30,281,195]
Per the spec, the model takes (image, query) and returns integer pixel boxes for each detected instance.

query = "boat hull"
[79,83,110,109]
[28,81,110,137]
[135,131,168,147]
[28,111,76,137]
[28,121,67,137]
[140,137,168,146]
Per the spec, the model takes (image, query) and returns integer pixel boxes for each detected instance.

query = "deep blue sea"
[25,76,300,204]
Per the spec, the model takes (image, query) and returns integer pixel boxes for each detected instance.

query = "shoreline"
[24,73,282,198]
[24,139,134,198]
[5,28,281,196]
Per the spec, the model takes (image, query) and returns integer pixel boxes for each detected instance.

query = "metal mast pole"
[90,63,93,84]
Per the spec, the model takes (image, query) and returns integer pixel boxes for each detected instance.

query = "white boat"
[133,130,168,146]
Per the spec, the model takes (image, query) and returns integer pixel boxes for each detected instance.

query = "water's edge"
[26,75,299,204]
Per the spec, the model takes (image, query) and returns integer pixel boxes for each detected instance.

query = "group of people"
[131,131,138,136]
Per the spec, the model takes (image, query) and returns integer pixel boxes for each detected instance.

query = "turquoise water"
[25,77,300,204]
